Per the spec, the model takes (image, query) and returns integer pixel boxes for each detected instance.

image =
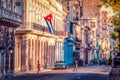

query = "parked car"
[54,61,67,69]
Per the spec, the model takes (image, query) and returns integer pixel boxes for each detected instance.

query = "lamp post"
[9,47,14,74]
[0,44,5,79]
[8,30,15,75]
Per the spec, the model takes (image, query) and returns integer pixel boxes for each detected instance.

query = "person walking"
[73,60,78,72]
[37,61,40,73]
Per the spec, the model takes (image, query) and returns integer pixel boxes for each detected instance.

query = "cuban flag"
[44,14,54,34]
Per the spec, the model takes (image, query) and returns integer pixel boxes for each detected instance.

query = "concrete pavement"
[0,65,112,80]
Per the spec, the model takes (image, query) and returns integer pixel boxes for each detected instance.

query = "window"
[90,22,95,27]
[15,2,21,6]
[102,28,106,30]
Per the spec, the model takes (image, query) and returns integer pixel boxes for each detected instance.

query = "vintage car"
[54,61,67,69]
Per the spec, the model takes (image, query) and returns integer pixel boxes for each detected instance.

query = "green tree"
[101,1,120,35]
[101,0,120,51]
[110,31,118,40]
[101,0,120,26]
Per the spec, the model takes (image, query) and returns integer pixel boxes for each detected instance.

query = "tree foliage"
[101,0,120,50]
[110,31,118,40]
[102,0,120,11]
[101,0,120,26]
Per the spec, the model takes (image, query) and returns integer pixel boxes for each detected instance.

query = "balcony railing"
[0,7,22,23]
[33,23,68,36]
[18,22,69,37]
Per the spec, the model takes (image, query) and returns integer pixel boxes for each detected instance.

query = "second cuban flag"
[44,14,54,34]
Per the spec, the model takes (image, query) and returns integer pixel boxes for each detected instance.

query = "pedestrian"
[37,61,40,73]
[73,60,78,72]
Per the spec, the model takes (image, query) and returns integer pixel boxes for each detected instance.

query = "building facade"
[77,0,101,64]
[0,0,22,76]
[62,0,111,65]
[15,0,68,72]
[99,11,110,60]
[73,0,110,64]
[62,0,81,65]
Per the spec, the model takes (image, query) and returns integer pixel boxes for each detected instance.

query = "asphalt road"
[6,65,111,80]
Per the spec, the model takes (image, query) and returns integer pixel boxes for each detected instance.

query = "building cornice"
[16,29,66,39]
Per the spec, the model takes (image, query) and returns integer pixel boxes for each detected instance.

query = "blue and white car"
[54,61,67,69]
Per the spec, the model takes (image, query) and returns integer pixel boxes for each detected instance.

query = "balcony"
[34,23,68,36]
[17,22,69,37]
[0,7,22,27]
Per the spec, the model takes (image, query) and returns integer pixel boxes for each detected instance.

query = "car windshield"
[55,61,65,63]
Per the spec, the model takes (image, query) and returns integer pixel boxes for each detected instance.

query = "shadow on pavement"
[7,72,109,80]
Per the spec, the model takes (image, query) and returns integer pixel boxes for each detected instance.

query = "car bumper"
[54,66,66,69]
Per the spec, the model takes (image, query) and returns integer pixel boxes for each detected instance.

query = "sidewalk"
[14,69,52,77]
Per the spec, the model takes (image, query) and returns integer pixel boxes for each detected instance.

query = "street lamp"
[9,46,14,74]
[0,44,5,79]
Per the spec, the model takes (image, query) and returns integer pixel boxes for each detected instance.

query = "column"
[15,40,18,72]
[33,39,35,70]
[15,39,21,72]
[46,41,49,68]
[48,41,50,67]
[44,41,47,68]
[41,41,44,69]
[39,40,42,69]
[21,36,27,71]
[58,42,60,61]
[35,39,38,70]
[28,39,31,71]
[55,41,57,61]
[29,39,32,71]
[38,40,40,63]
[31,39,34,70]
[60,42,62,60]
[25,38,29,71]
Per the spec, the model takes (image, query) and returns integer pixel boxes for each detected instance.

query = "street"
[8,65,111,80]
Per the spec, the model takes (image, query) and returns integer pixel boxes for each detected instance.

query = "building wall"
[62,0,82,65]
[15,0,68,72]
[78,0,101,64]
[0,0,22,75]
[109,27,115,59]
[100,11,110,59]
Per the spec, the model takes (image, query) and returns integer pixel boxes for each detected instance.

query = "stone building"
[80,0,110,63]
[99,11,110,60]
[15,0,68,72]
[62,0,81,65]
[77,0,101,64]
[71,0,110,64]
[0,0,22,76]
[61,0,110,65]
